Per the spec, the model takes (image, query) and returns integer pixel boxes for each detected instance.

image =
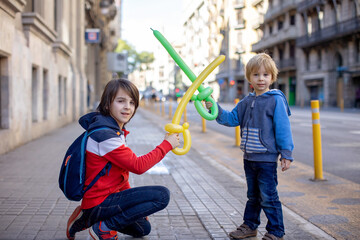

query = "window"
[32,66,38,122]
[54,0,58,31]
[318,10,324,30]
[305,52,310,71]
[58,76,62,116]
[269,24,273,35]
[278,19,283,30]
[236,10,245,27]
[279,48,284,61]
[43,69,49,120]
[290,14,296,26]
[0,56,9,129]
[356,38,360,63]
[290,42,295,58]
[317,50,322,69]
[307,16,312,35]
[64,77,67,115]
[159,66,164,78]
[351,0,358,18]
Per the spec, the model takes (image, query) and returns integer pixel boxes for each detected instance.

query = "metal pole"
[202,102,206,133]
[340,99,344,112]
[169,99,172,119]
[235,99,241,147]
[311,100,325,180]
[161,101,165,117]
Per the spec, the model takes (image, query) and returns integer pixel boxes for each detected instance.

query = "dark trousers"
[243,160,284,238]
[79,185,170,237]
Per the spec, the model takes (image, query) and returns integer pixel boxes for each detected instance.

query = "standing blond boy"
[206,53,294,240]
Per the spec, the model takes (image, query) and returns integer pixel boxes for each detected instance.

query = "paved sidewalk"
[0,107,342,240]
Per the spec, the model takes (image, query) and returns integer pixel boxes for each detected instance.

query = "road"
[158,101,360,184]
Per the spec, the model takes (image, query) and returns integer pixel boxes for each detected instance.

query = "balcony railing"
[264,0,298,22]
[297,16,360,48]
[234,0,245,9]
[278,58,296,70]
[297,0,326,13]
[252,25,298,52]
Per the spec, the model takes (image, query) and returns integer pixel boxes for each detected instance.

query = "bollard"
[201,102,206,133]
[169,99,173,119]
[161,101,165,117]
[235,99,241,147]
[340,99,344,112]
[311,100,325,181]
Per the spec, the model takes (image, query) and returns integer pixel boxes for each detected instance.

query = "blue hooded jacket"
[216,89,294,162]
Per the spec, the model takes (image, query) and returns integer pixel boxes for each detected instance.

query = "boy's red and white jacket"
[79,112,173,209]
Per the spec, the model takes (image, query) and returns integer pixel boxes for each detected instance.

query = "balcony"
[278,58,296,70]
[264,0,298,22]
[297,0,326,13]
[234,20,246,30]
[234,0,245,9]
[22,12,57,44]
[297,16,360,48]
[1,0,26,17]
[252,25,298,52]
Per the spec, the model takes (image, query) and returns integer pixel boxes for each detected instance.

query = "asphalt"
[0,104,358,240]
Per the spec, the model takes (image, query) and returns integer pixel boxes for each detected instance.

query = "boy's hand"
[205,101,213,110]
[281,158,291,171]
[165,133,180,149]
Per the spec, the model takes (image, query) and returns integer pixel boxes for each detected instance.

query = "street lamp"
[99,0,112,15]
[99,0,117,19]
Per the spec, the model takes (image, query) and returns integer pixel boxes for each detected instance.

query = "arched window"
[335,52,343,68]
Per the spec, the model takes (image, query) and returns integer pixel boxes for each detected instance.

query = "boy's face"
[110,88,135,129]
[249,65,272,96]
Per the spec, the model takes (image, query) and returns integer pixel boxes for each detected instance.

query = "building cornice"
[0,0,26,18]
[297,16,360,49]
[252,25,298,52]
[53,40,72,58]
[22,12,57,44]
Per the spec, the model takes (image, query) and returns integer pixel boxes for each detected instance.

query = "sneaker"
[67,206,84,240]
[229,223,257,239]
[262,232,284,240]
[89,221,118,240]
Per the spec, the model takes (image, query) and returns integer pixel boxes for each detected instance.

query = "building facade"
[0,0,118,154]
[252,0,300,106]
[296,0,360,107]
[251,0,360,107]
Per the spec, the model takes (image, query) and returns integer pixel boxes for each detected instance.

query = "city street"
[2,106,360,239]
[161,101,360,184]
[1,1,359,239]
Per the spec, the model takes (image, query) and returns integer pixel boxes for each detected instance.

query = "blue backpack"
[59,127,112,201]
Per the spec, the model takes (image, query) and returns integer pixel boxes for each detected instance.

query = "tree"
[114,39,155,73]
[137,51,154,71]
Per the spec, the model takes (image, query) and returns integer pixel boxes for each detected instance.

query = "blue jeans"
[80,185,170,237]
[243,160,284,238]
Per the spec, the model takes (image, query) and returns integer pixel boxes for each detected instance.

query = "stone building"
[181,0,260,102]
[252,0,300,106]
[296,0,360,107]
[215,0,260,102]
[0,0,118,154]
[251,0,360,107]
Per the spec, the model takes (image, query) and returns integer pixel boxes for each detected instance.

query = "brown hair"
[245,53,278,83]
[97,78,139,122]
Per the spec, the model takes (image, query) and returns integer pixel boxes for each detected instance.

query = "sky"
[122,0,183,53]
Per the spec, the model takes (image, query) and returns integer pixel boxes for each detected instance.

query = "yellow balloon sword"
[164,55,225,155]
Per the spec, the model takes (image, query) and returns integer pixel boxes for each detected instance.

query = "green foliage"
[114,39,155,73]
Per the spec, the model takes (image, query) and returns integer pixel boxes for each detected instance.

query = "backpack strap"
[82,127,113,194]
[83,162,112,193]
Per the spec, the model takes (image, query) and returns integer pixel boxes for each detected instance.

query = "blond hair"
[245,53,278,83]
